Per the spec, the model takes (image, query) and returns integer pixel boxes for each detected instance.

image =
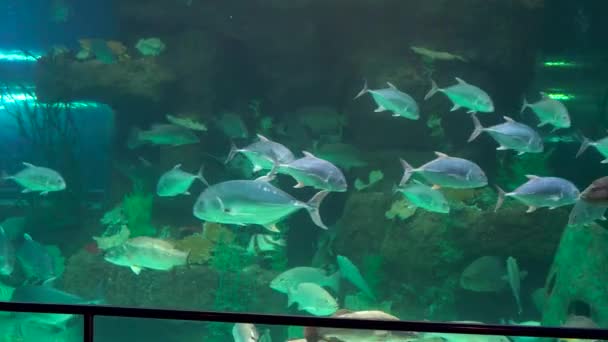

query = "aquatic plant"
[122,180,155,237]
[173,223,235,265]
[385,198,417,220]
[354,170,384,191]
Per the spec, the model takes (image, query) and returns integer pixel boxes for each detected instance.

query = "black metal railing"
[2,301,608,342]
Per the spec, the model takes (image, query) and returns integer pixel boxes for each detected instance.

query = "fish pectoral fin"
[450,104,461,112]
[466,109,477,114]
[21,189,32,193]
[392,113,401,117]
[526,206,537,213]
[601,159,608,164]
[130,266,142,275]
[183,191,191,195]
[264,224,280,233]
[517,151,525,156]
[252,165,262,173]
[293,182,306,188]
[496,145,509,151]
[537,121,549,127]
[431,184,441,190]
[374,106,387,113]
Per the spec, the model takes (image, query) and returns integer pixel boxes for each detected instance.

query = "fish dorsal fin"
[24,233,32,241]
[22,162,35,168]
[455,77,468,85]
[503,116,515,123]
[257,134,270,142]
[302,151,316,158]
[173,164,182,170]
[386,82,398,90]
[525,174,539,180]
[434,151,449,158]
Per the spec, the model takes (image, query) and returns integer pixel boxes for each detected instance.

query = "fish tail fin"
[196,165,209,186]
[353,79,368,100]
[328,270,341,293]
[520,97,529,114]
[306,190,330,230]
[424,79,439,101]
[126,127,143,149]
[575,136,592,158]
[468,114,484,142]
[495,185,506,212]
[398,158,414,185]
[225,141,239,164]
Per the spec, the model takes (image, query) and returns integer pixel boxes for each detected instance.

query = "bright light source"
[542,60,580,68]
[0,92,101,108]
[0,50,41,62]
[544,92,576,101]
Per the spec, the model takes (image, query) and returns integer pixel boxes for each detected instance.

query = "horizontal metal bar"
[1,302,607,339]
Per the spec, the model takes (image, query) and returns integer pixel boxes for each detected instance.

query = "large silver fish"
[354,81,420,120]
[270,266,340,294]
[104,237,188,275]
[226,134,295,173]
[395,180,450,214]
[277,151,347,192]
[495,175,579,213]
[4,162,66,195]
[193,179,328,232]
[576,134,608,163]
[521,93,571,130]
[287,282,338,316]
[127,124,200,149]
[399,152,487,189]
[425,77,494,114]
[468,115,543,155]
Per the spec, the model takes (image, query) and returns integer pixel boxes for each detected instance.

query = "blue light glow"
[0,50,41,62]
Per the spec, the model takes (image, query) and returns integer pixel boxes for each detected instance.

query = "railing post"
[83,313,94,342]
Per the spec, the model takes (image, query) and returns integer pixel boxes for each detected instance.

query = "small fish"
[399,152,487,189]
[354,81,420,120]
[580,176,608,204]
[104,237,188,275]
[232,323,259,342]
[0,226,15,276]
[576,134,608,163]
[127,124,200,149]
[156,164,206,197]
[424,77,494,114]
[411,46,467,62]
[193,179,328,232]
[247,233,286,255]
[495,175,580,213]
[270,267,340,294]
[506,256,522,315]
[17,233,56,283]
[11,285,101,328]
[468,114,543,155]
[3,162,66,195]
[460,256,527,292]
[568,200,607,226]
[277,151,347,192]
[395,180,450,214]
[521,93,571,130]
[287,282,338,316]
[166,114,207,131]
[336,255,375,300]
[226,134,295,173]
[215,112,249,139]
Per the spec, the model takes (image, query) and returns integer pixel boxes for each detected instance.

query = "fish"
[270,266,340,294]
[468,114,543,155]
[460,256,507,292]
[166,114,207,131]
[559,315,600,342]
[495,175,580,213]
[193,179,328,232]
[276,151,347,192]
[3,162,66,195]
[576,134,608,163]
[226,134,295,173]
[0,226,15,276]
[11,285,101,329]
[232,323,259,342]
[521,93,571,130]
[16,233,56,283]
[579,176,608,205]
[247,233,286,255]
[127,124,200,149]
[399,152,488,189]
[104,237,189,275]
[156,164,206,197]
[424,77,494,114]
[506,256,523,315]
[313,310,417,342]
[425,332,511,342]
[531,288,546,313]
[568,200,607,226]
[354,81,420,120]
[411,46,467,62]
[287,282,338,316]
[336,255,375,300]
[215,112,249,139]
[395,180,450,214]
[0,216,26,240]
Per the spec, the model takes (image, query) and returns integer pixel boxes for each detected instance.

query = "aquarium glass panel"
[1,0,608,332]
[0,310,83,341]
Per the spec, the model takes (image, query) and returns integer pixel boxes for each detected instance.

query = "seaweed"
[122,180,155,237]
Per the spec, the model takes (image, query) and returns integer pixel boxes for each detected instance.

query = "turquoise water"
[0,0,608,341]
